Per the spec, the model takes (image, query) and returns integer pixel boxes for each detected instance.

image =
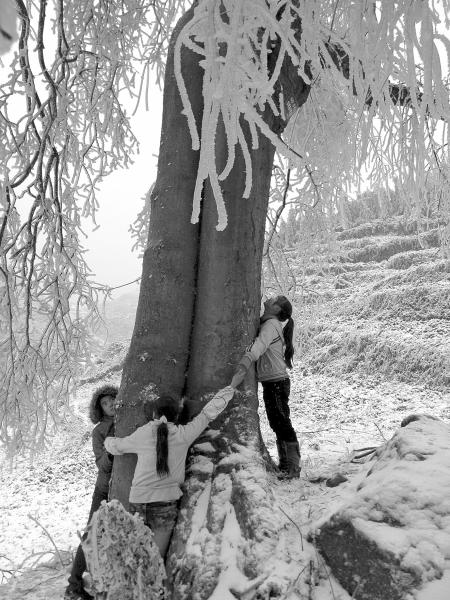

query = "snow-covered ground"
[1,367,448,599]
[1,218,449,599]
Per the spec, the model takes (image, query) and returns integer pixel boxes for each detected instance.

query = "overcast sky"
[86,91,162,290]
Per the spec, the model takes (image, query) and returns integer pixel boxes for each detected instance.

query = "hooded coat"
[89,385,117,494]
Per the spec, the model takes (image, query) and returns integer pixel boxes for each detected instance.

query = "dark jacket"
[92,416,115,494]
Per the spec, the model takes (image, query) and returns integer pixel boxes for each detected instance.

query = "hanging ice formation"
[173,0,450,231]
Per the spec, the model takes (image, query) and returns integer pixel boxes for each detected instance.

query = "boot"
[276,438,288,473]
[64,588,94,600]
[278,441,301,480]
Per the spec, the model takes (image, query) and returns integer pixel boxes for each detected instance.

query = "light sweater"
[239,318,287,382]
[104,387,235,503]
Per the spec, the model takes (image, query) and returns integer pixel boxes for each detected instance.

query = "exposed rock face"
[313,415,450,600]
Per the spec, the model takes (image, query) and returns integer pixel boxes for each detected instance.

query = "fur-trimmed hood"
[89,384,118,424]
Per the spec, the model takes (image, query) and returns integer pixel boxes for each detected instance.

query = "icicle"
[237,123,253,198]
[174,31,201,151]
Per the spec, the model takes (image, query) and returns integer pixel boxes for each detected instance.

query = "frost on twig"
[173,0,450,230]
[1,0,450,451]
[0,1,189,453]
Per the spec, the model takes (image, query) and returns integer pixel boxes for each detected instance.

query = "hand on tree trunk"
[230,365,247,389]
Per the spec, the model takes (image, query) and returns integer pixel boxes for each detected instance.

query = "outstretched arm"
[230,320,279,388]
[104,427,143,455]
[230,364,247,389]
[179,386,235,445]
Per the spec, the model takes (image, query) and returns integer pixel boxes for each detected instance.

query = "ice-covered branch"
[0,0,189,453]
[172,0,450,231]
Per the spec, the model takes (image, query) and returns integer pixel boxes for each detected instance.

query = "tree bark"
[110,7,312,598]
[110,6,203,507]
[166,117,280,598]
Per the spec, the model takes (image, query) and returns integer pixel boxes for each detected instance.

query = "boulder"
[312,415,450,599]
[82,499,166,599]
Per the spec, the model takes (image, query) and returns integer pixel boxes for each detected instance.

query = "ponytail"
[152,394,180,478]
[275,295,294,369]
[156,422,169,477]
[283,317,294,369]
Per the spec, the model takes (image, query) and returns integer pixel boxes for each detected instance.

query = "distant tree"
[340,188,402,225]
[278,206,300,247]
[1,1,450,596]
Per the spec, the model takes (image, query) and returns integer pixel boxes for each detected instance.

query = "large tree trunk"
[110,8,309,598]
[167,119,280,597]
[110,7,204,506]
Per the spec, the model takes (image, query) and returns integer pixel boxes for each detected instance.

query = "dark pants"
[129,501,178,558]
[67,487,108,593]
[262,378,298,443]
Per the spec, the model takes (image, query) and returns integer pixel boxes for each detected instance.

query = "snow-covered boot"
[278,441,301,480]
[276,438,288,473]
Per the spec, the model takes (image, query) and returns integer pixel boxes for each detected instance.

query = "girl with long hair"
[104,386,234,558]
[65,385,118,600]
[230,295,300,479]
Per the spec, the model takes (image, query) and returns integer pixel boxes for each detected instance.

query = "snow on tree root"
[82,499,166,600]
[312,415,450,600]
[166,432,289,599]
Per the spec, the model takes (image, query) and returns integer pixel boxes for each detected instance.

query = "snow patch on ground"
[0,368,448,599]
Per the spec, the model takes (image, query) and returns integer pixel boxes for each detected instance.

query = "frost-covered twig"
[279,506,304,551]
[351,446,378,462]
[172,0,450,230]
[0,1,190,453]
[27,514,64,569]
[313,545,337,600]
[373,421,388,442]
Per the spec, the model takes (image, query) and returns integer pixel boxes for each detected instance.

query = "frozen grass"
[352,284,450,321]
[303,323,450,386]
[293,220,450,389]
[375,259,450,287]
[336,217,442,241]
[386,249,441,270]
[345,230,439,264]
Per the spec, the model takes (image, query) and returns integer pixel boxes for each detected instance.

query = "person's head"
[89,385,118,424]
[263,295,295,369]
[153,395,181,478]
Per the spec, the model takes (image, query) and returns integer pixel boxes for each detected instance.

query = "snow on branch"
[0,0,189,454]
[1,0,450,451]
[173,0,450,231]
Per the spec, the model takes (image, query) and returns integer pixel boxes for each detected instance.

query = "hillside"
[292,216,450,389]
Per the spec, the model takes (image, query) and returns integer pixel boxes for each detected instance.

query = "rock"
[82,500,166,600]
[312,415,450,600]
[400,413,440,428]
[325,473,348,487]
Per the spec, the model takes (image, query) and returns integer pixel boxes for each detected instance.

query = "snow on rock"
[312,415,450,600]
[82,499,166,599]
